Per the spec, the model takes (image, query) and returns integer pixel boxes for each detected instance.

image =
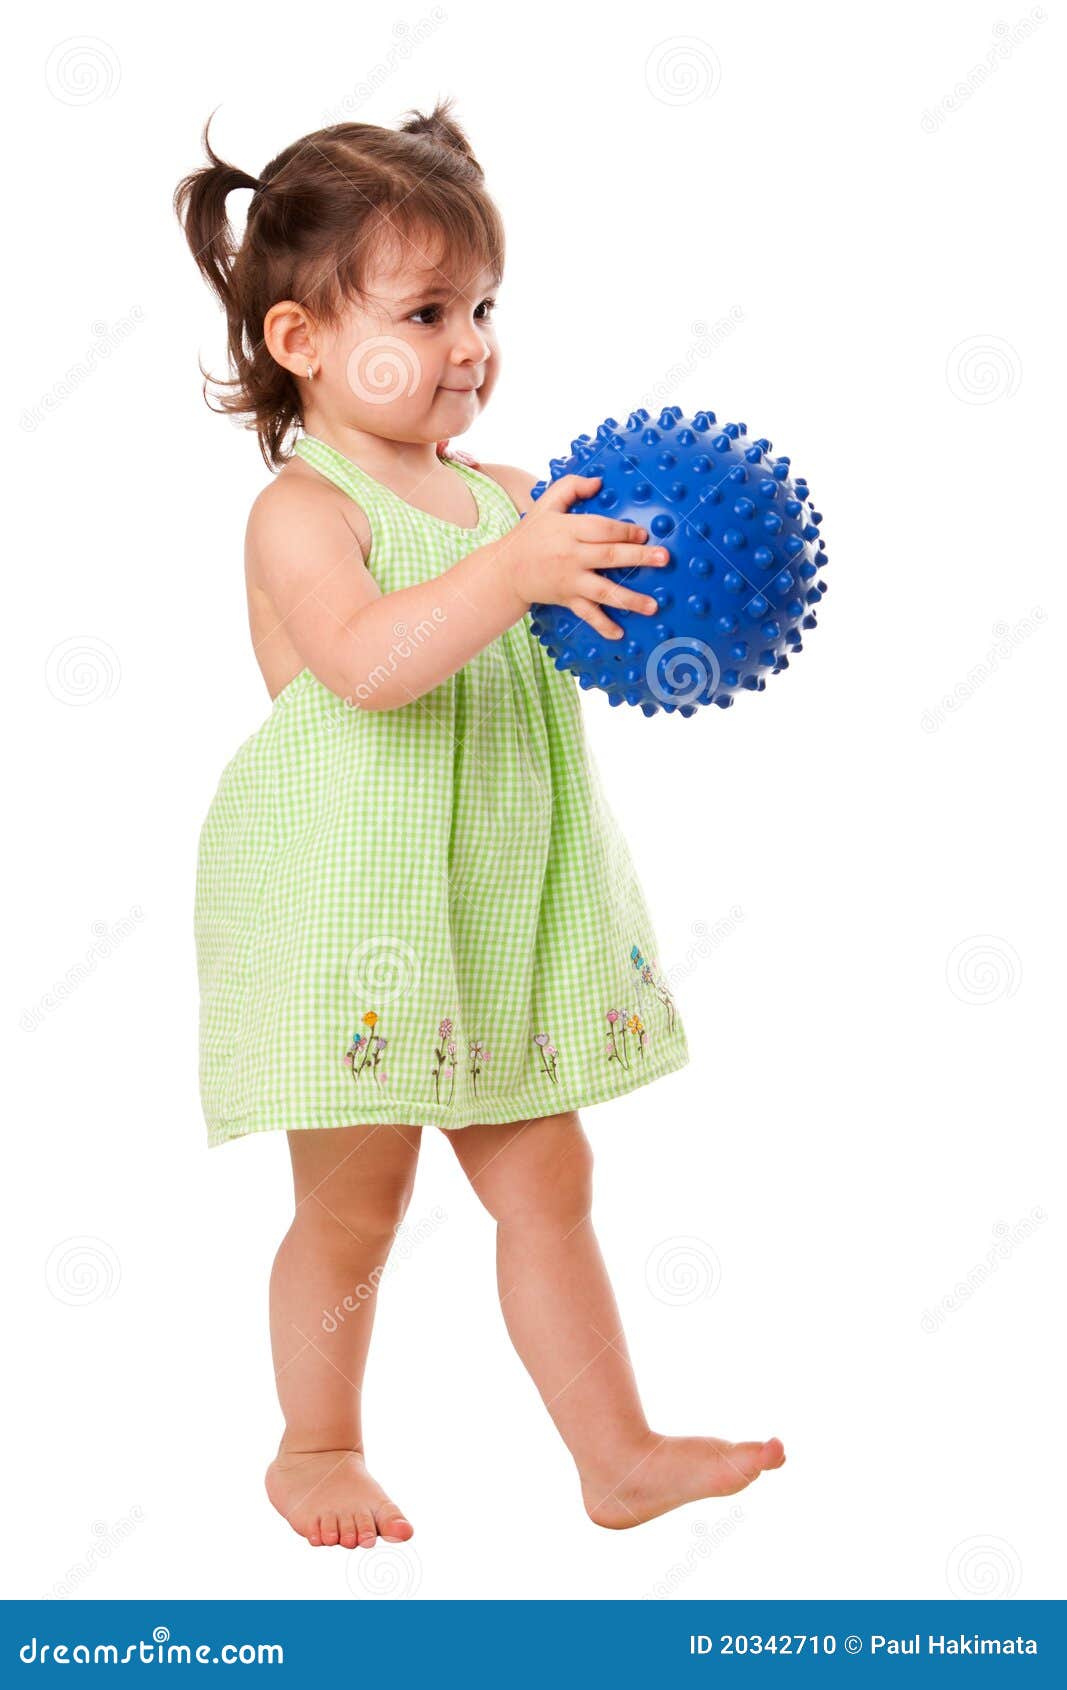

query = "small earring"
[305,362,314,380]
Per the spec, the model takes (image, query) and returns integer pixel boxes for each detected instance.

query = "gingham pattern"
[193,432,690,1146]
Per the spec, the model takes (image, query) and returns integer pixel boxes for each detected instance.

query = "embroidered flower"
[469,1038,490,1093]
[604,1007,647,1067]
[431,1014,460,1105]
[346,1011,388,1087]
[630,944,676,1033]
[533,1032,560,1082]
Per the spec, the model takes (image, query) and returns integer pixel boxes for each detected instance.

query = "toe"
[338,1513,359,1549]
[319,1512,340,1546]
[718,1441,770,1488]
[307,1519,324,1547]
[355,1510,378,1549]
[374,1503,413,1543]
[761,1438,786,1469]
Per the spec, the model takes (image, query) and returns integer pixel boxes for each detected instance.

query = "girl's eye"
[409,298,497,327]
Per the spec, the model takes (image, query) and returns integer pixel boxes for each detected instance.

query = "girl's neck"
[301,415,442,491]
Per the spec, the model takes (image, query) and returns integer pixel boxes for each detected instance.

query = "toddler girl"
[175,99,784,1551]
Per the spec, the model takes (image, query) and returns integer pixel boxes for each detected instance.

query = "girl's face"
[320,229,501,443]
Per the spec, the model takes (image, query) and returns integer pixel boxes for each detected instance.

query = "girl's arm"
[247,475,530,713]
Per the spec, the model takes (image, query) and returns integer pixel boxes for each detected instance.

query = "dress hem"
[204,1038,690,1147]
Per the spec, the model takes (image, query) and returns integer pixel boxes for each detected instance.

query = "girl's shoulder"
[251,452,373,557]
[468,460,540,519]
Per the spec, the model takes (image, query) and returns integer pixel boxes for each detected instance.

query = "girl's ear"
[436,439,481,469]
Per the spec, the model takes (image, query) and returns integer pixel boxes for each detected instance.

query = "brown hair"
[173,98,505,471]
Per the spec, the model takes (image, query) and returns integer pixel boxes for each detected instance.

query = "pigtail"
[172,107,261,316]
[397,97,484,178]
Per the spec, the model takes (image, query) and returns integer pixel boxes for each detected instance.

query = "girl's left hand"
[437,439,481,469]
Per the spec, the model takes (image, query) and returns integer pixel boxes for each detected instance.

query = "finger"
[617,587,661,616]
[583,576,660,617]
[583,542,670,572]
[538,473,603,511]
[570,513,652,543]
[570,597,625,641]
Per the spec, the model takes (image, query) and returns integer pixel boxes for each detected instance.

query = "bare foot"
[581,1433,786,1529]
[265,1448,413,1549]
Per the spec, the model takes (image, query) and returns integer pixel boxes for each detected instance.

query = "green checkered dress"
[194,432,690,1145]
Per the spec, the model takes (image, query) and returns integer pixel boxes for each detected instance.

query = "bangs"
[357,200,504,303]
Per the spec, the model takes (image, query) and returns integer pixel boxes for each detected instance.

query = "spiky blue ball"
[527,404,829,717]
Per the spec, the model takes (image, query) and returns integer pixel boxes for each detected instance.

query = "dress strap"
[440,457,524,530]
[292,433,520,537]
[292,434,391,518]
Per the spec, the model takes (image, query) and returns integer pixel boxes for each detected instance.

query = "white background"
[6,0,1063,1603]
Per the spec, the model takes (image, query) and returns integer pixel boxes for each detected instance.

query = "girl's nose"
[454,325,491,363]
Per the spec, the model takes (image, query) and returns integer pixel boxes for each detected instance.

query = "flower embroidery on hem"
[344,1010,389,1087]
[604,1008,648,1068]
[630,944,677,1033]
[430,1016,491,1102]
[533,1030,560,1082]
[430,1016,458,1105]
[469,1038,491,1093]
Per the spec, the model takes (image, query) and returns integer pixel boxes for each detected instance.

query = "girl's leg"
[447,1109,785,1528]
[265,1121,422,1549]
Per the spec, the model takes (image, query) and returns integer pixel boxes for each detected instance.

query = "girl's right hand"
[504,474,670,641]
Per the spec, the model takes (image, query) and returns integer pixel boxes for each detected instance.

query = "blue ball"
[527,404,829,717]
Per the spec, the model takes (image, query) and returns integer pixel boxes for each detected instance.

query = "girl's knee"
[288,1123,420,1242]
[295,1174,415,1250]
[461,1112,594,1226]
